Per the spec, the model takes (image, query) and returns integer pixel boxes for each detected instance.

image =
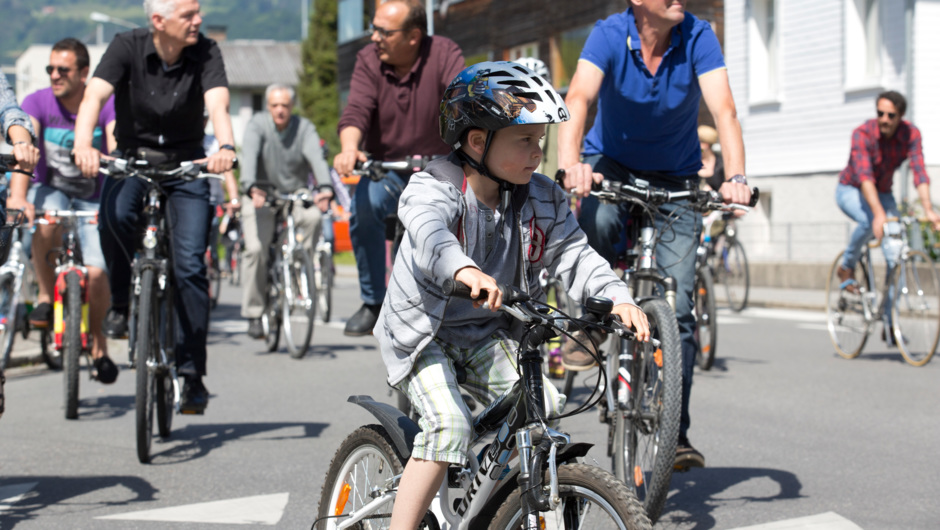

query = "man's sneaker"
[180,377,209,414]
[837,265,859,294]
[344,304,381,336]
[92,356,119,384]
[103,307,129,339]
[28,302,53,329]
[247,318,264,339]
[674,436,705,471]
[560,330,605,371]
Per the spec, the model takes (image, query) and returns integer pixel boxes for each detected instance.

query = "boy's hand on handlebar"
[613,303,650,343]
[562,162,603,198]
[12,142,39,172]
[333,149,367,177]
[717,181,752,212]
[72,146,102,178]
[454,267,502,311]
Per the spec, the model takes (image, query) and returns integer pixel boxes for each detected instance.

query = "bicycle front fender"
[348,395,420,460]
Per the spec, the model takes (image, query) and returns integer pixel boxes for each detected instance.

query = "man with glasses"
[836,91,940,292]
[11,38,119,383]
[333,0,463,336]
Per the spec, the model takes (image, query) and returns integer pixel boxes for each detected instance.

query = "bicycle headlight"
[143,227,158,249]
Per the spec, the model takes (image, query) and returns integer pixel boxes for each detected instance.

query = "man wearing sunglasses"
[333,0,464,336]
[12,38,119,383]
[836,91,940,293]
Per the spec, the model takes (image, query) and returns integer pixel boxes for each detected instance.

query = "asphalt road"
[1,271,938,529]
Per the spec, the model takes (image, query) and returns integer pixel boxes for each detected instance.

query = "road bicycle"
[251,182,317,359]
[34,209,99,420]
[315,280,653,530]
[313,184,335,323]
[826,216,940,366]
[703,213,750,312]
[100,156,229,463]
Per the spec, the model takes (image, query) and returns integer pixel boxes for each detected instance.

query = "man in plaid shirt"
[835,91,940,292]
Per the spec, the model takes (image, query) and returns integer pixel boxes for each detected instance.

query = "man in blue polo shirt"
[558,1,750,469]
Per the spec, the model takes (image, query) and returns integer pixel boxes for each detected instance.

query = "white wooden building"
[724,0,940,263]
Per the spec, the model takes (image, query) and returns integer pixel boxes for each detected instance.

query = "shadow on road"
[660,466,804,528]
[0,475,157,528]
[148,421,328,465]
[76,394,135,421]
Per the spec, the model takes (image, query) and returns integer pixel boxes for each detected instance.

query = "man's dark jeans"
[99,176,211,377]
[579,154,701,440]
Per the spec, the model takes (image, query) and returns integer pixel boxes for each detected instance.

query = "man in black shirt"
[73,0,236,413]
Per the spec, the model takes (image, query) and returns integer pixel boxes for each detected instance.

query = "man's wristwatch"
[729,174,747,185]
[219,144,236,152]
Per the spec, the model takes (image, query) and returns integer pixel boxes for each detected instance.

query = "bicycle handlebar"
[352,155,431,182]
[34,210,99,226]
[93,156,236,181]
[0,153,34,177]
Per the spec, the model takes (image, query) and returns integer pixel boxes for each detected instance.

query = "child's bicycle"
[314,281,653,530]
[34,209,99,420]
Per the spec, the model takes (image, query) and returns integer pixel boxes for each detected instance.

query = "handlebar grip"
[749,187,760,207]
[0,153,17,167]
[441,279,530,304]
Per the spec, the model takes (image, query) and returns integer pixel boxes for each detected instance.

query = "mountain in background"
[1,0,308,64]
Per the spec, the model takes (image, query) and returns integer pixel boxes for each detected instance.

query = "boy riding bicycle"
[375,61,650,529]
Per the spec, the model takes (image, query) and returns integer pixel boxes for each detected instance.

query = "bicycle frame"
[41,212,97,353]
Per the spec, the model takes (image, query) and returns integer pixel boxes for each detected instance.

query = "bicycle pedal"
[180,408,205,415]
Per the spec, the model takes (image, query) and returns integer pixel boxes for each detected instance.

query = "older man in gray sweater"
[241,84,331,338]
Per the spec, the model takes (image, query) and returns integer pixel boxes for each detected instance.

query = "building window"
[252,93,264,113]
[338,0,371,43]
[844,0,881,88]
[748,0,778,104]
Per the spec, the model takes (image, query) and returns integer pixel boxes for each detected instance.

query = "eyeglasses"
[877,110,897,120]
[45,65,72,76]
[370,24,406,39]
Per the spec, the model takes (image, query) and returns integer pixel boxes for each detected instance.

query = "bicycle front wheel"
[694,266,718,370]
[208,262,221,310]
[63,271,83,420]
[315,245,333,323]
[611,298,681,524]
[891,249,940,366]
[283,251,316,359]
[490,463,652,530]
[0,273,17,370]
[826,252,871,359]
[720,235,749,312]
[135,268,157,464]
[316,424,406,530]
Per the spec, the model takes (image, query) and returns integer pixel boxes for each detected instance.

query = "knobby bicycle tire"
[283,250,316,359]
[135,268,156,464]
[0,273,17,370]
[891,249,940,366]
[826,251,871,359]
[316,424,406,530]
[490,463,652,530]
[63,271,83,420]
[610,298,681,524]
[695,266,718,370]
[156,282,174,438]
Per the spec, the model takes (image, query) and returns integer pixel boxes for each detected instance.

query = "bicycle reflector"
[334,483,351,516]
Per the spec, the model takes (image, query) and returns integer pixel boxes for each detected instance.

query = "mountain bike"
[34,209,99,420]
[0,219,52,370]
[251,182,317,359]
[826,216,940,366]
[100,156,229,463]
[705,213,749,312]
[315,280,653,530]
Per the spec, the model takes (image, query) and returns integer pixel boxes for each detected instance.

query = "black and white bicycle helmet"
[512,57,551,84]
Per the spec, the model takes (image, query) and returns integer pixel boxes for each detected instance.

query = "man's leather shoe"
[344,304,381,336]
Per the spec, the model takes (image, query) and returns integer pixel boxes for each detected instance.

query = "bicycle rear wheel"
[283,250,316,359]
[0,273,17,370]
[694,266,718,370]
[262,278,281,353]
[63,271,83,420]
[891,249,940,366]
[826,252,871,359]
[208,261,221,310]
[610,298,681,524]
[315,245,333,323]
[719,235,749,312]
[135,268,157,464]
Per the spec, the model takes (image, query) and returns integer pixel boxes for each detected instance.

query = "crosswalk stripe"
[728,511,862,530]
[95,492,289,525]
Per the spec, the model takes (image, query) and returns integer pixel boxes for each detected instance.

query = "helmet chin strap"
[455,130,515,214]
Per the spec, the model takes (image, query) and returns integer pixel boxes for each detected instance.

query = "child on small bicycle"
[374,61,650,529]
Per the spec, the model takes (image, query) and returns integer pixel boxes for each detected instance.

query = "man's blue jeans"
[99,176,211,377]
[836,183,901,270]
[349,171,406,306]
[579,155,701,440]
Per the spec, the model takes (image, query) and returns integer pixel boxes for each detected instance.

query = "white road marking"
[96,492,289,525]
[0,482,38,513]
[719,307,824,323]
[210,319,346,334]
[728,511,863,530]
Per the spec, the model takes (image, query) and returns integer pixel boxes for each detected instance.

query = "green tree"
[299,0,339,159]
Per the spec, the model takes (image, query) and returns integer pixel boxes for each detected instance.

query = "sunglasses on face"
[46,65,72,76]
[877,110,897,120]
[370,24,406,39]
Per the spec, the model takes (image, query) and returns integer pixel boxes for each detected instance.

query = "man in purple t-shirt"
[14,38,118,383]
[333,0,464,336]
